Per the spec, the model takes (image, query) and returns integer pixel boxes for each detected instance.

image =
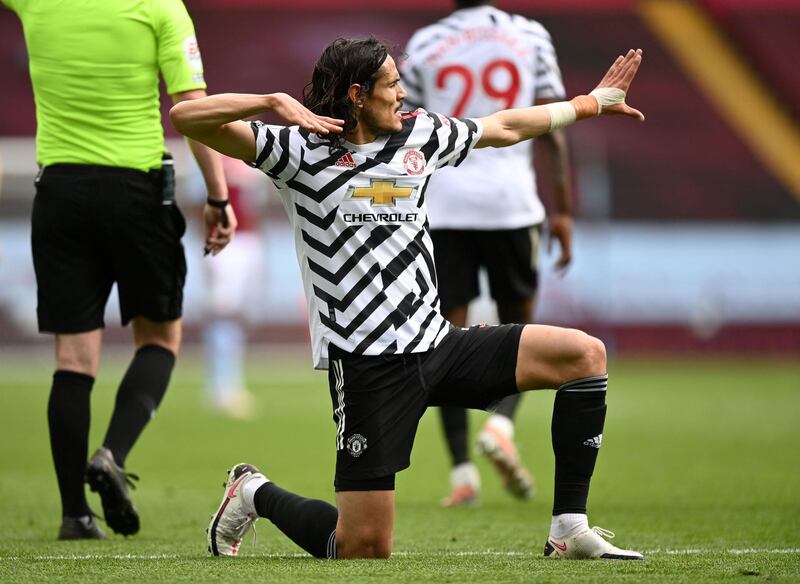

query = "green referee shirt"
[3,0,206,171]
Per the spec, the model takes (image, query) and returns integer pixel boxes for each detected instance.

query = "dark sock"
[48,370,94,518]
[254,483,338,558]
[440,407,470,466]
[493,392,522,419]
[551,375,608,515]
[103,345,175,467]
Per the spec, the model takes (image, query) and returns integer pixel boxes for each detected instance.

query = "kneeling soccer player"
[171,37,646,560]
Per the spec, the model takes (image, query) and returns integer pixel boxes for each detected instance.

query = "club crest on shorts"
[346,434,368,457]
[403,150,425,175]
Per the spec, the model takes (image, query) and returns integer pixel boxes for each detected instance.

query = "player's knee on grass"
[337,527,393,559]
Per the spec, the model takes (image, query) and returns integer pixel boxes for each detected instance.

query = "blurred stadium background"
[1,0,798,355]
[1,1,799,580]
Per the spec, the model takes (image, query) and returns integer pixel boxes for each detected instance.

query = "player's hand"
[267,93,344,135]
[592,49,645,121]
[548,213,573,274]
[204,202,238,256]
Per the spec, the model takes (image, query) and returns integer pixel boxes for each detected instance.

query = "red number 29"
[436,59,521,117]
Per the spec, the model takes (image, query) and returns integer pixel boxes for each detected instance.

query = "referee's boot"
[86,447,140,536]
[57,514,107,540]
[207,463,267,557]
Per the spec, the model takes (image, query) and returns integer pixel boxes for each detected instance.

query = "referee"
[2,0,236,539]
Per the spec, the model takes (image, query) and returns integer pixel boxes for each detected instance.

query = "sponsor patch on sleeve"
[183,35,204,72]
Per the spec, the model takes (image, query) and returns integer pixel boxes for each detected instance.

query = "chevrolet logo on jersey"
[347,180,416,206]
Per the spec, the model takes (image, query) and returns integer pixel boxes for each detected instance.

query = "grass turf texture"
[0,349,798,582]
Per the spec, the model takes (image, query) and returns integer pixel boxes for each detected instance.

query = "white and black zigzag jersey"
[401,5,565,229]
[249,111,483,369]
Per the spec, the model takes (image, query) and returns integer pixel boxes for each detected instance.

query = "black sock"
[254,483,338,558]
[493,392,522,420]
[103,345,175,467]
[48,370,94,518]
[440,407,470,466]
[551,375,608,515]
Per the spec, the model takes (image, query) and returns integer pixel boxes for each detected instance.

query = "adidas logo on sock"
[335,152,356,168]
[583,434,603,448]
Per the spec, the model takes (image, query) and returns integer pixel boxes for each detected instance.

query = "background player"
[189,156,267,419]
[402,0,575,507]
[172,37,645,561]
[1,0,235,539]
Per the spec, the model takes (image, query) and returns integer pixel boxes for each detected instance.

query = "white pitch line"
[0,548,797,561]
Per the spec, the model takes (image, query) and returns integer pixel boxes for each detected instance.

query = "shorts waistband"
[41,163,163,179]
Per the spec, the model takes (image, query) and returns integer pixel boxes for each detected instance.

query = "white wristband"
[544,101,577,131]
[589,87,626,113]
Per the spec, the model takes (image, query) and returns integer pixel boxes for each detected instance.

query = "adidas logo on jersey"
[335,152,356,168]
[583,434,603,449]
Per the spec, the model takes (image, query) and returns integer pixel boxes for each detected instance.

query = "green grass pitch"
[0,349,798,582]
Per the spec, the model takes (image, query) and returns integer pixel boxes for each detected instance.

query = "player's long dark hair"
[302,37,389,149]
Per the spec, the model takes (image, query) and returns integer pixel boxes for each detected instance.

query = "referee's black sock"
[48,370,94,518]
[103,345,175,467]
[551,375,608,515]
[254,483,338,558]
[493,392,522,420]
[439,407,470,466]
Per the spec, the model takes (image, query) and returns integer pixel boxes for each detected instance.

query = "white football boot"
[544,526,644,560]
[207,463,268,556]
[441,462,480,508]
[476,419,535,499]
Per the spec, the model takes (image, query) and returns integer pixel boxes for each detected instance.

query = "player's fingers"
[597,55,623,87]
[216,225,235,238]
[599,50,637,88]
[608,50,638,87]
[319,116,345,126]
[604,103,646,121]
[627,105,645,122]
[319,117,345,132]
[620,52,643,89]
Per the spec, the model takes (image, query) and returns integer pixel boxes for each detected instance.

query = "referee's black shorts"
[31,163,187,334]
[431,225,542,313]
[327,323,523,491]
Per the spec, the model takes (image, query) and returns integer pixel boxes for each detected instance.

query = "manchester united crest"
[346,434,368,457]
[403,150,426,175]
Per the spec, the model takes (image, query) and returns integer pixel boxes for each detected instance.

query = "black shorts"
[431,226,542,313]
[31,163,187,333]
[327,323,523,490]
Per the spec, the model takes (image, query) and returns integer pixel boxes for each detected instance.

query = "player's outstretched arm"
[170,93,344,162]
[477,49,644,148]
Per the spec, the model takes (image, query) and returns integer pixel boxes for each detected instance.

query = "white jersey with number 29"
[402,5,565,229]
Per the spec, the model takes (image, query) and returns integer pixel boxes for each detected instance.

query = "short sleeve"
[532,26,566,100]
[430,112,483,169]
[2,0,27,12]
[247,121,302,182]
[154,0,206,95]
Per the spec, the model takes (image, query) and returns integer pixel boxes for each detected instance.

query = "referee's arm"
[172,89,237,256]
[172,89,228,203]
